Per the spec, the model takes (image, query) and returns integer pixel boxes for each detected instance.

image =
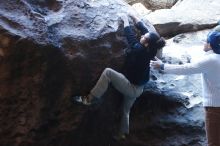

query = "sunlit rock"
[125,0,177,10]
[146,0,220,37]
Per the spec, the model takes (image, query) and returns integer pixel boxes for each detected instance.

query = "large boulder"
[146,0,178,9]
[146,0,220,37]
[0,0,212,146]
[0,0,131,145]
[125,0,177,10]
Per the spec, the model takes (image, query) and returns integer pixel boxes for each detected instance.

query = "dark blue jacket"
[123,21,157,86]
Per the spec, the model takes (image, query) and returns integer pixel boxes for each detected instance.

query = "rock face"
[146,0,178,9]
[0,0,214,146]
[0,0,129,145]
[125,0,177,10]
[146,0,220,37]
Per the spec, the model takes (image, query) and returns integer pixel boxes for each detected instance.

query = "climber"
[150,22,220,146]
[72,13,166,140]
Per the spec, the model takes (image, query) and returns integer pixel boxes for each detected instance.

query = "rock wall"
[125,0,178,10]
[0,0,216,146]
[0,0,129,145]
[146,0,220,37]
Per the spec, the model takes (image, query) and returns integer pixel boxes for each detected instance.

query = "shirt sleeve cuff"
[160,63,165,70]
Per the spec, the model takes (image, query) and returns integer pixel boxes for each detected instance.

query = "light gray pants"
[90,68,144,134]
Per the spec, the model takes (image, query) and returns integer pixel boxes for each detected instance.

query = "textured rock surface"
[0,0,215,146]
[0,0,129,145]
[125,0,177,10]
[146,0,220,37]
